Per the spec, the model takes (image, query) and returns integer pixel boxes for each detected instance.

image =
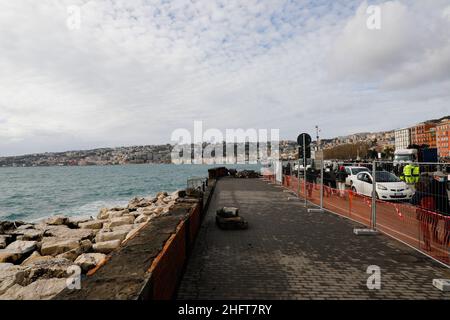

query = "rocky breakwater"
[0,190,184,300]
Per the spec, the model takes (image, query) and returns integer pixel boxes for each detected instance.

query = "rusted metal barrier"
[55,184,214,300]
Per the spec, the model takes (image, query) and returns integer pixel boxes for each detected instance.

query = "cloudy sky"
[0,0,449,156]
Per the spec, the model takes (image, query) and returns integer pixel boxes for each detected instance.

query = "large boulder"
[92,240,121,254]
[0,264,30,295]
[13,229,44,241]
[5,240,37,255]
[0,235,11,249]
[17,224,34,230]
[0,251,22,263]
[95,229,129,243]
[0,221,28,234]
[21,251,53,266]
[45,215,68,226]
[40,238,80,256]
[56,248,81,262]
[97,208,109,220]
[43,225,94,241]
[66,216,93,228]
[74,253,106,273]
[111,224,135,232]
[134,214,148,224]
[128,197,153,210]
[0,241,37,262]
[156,191,168,199]
[108,210,130,219]
[108,216,134,228]
[149,207,164,215]
[26,257,73,282]
[55,239,92,261]
[78,220,103,230]
[0,278,67,300]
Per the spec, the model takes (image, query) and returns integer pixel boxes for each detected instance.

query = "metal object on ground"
[216,207,248,230]
[308,208,324,213]
[432,279,450,291]
[353,228,379,236]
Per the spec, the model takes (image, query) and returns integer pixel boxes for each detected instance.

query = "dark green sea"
[0,164,260,222]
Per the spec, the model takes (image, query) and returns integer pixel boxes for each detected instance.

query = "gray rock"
[0,235,11,249]
[26,257,73,282]
[108,216,134,228]
[78,220,103,230]
[21,251,53,266]
[74,253,106,273]
[17,224,34,230]
[0,263,14,271]
[45,215,68,226]
[134,214,148,224]
[92,239,121,254]
[66,216,93,228]
[43,225,94,241]
[97,208,109,220]
[95,229,129,243]
[111,224,135,232]
[0,278,67,300]
[5,240,37,255]
[55,239,92,262]
[0,264,30,295]
[14,229,44,241]
[40,238,80,256]
[0,251,22,263]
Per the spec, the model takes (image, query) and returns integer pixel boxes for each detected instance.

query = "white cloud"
[0,0,449,156]
[329,0,450,88]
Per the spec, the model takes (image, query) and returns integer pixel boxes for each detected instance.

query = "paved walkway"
[177,177,450,299]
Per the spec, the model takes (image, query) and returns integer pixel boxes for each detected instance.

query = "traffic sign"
[297,133,311,146]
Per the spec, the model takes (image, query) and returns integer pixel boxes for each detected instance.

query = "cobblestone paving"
[177,178,450,299]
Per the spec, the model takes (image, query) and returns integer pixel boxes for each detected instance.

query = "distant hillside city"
[1,115,448,167]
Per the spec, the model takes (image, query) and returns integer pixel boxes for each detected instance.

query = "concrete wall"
[55,182,216,300]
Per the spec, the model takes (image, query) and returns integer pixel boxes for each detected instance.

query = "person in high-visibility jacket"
[403,163,414,184]
[412,164,420,184]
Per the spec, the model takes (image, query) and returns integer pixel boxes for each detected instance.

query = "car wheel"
[351,186,357,193]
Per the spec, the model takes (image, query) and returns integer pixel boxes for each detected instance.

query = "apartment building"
[411,121,437,148]
[394,128,411,150]
[436,118,450,159]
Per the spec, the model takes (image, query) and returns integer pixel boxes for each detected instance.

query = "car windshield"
[394,155,413,161]
[375,171,401,183]
[352,168,369,175]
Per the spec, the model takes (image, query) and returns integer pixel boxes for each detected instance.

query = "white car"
[351,171,414,201]
[344,166,370,187]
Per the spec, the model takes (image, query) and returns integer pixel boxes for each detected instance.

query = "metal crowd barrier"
[263,160,450,266]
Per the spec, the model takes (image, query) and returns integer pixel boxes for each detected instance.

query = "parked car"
[351,171,414,201]
[344,166,370,187]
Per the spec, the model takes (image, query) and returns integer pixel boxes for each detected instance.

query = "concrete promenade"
[177,177,450,299]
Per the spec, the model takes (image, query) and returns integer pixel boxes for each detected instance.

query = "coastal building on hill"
[394,128,411,150]
[410,121,438,148]
[436,118,450,159]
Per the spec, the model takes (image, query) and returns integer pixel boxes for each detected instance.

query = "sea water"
[0,164,260,222]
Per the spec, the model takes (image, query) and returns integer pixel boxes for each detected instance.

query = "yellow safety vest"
[412,165,420,176]
[403,165,412,177]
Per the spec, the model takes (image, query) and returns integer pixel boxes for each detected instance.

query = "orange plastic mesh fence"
[280,174,449,266]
